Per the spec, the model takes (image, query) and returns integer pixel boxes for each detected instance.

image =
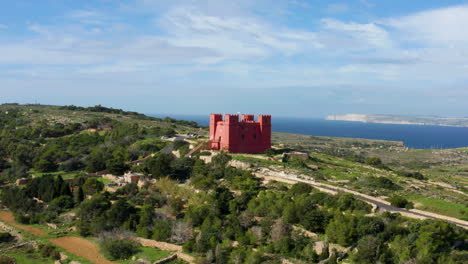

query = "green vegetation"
[0,104,466,264]
[116,247,173,264]
[100,236,141,260]
[388,195,414,209]
[271,132,468,220]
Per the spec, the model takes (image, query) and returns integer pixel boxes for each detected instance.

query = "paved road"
[161,135,187,154]
[254,171,468,229]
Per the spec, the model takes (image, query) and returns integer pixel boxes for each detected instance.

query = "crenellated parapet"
[224,114,239,123]
[241,114,255,122]
[258,114,271,124]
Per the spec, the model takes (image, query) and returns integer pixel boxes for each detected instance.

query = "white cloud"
[2,1,468,97]
[157,6,321,61]
[382,5,468,46]
[320,18,393,49]
[0,24,7,30]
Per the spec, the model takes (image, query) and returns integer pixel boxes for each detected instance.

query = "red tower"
[209,114,271,153]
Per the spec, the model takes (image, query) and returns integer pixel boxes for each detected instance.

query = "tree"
[74,186,85,205]
[192,159,208,176]
[144,153,175,178]
[78,194,111,235]
[211,152,231,169]
[212,187,234,216]
[171,157,195,179]
[82,178,104,195]
[244,251,263,264]
[100,238,140,260]
[353,236,385,264]
[34,158,58,173]
[282,203,298,224]
[49,196,74,212]
[106,199,137,229]
[270,218,288,242]
[0,163,28,182]
[415,221,457,262]
[300,209,328,233]
[388,195,414,209]
[136,204,154,238]
[325,213,357,247]
[288,182,313,196]
[171,221,194,244]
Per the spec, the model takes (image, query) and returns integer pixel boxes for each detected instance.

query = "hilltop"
[0,103,202,131]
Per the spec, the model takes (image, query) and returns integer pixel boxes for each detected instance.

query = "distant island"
[326,113,468,127]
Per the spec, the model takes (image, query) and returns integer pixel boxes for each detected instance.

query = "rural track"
[253,170,468,229]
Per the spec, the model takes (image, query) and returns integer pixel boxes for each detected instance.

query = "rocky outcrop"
[228,160,252,170]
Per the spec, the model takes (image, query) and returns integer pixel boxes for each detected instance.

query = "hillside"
[0,103,203,131]
[326,113,468,127]
[0,104,466,264]
[272,132,468,221]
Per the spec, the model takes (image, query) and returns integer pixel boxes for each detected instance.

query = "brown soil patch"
[49,236,116,264]
[0,211,46,236]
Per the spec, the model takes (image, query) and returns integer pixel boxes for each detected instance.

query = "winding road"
[253,169,468,229]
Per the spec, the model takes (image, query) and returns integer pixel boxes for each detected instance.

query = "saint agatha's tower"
[209,114,271,153]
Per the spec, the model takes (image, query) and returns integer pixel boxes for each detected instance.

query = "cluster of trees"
[59,104,150,119]
[0,108,183,183]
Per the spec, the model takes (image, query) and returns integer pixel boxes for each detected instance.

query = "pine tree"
[74,186,85,205]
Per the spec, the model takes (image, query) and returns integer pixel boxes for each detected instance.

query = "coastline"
[326,114,468,128]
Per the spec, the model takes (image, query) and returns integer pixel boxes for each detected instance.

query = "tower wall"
[209,113,271,153]
[209,114,223,150]
[258,115,272,151]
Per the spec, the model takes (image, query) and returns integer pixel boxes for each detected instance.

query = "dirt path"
[134,237,194,263]
[49,236,116,264]
[0,211,46,236]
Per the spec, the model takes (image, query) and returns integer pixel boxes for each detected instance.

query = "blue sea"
[150,114,468,149]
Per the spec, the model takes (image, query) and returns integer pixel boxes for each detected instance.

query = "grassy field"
[2,249,53,264]
[406,194,468,219]
[116,247,174,264]
[29,169,87,180]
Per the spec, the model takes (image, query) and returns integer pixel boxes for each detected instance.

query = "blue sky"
[1,0,468,118]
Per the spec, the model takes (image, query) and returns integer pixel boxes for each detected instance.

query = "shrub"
[38,244,61,260]
[0,255,15,264]
[361,176,400,190]
[388,195,414,209]
[397,171,426,180]
[288,182,313,196]
[0,233,13,243]
[100,238,140,260]
[365,157,382,166]
[15,214,31,224]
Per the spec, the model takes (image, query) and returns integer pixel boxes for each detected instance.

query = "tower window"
[253,134,257,139]
[241,134,245,140]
